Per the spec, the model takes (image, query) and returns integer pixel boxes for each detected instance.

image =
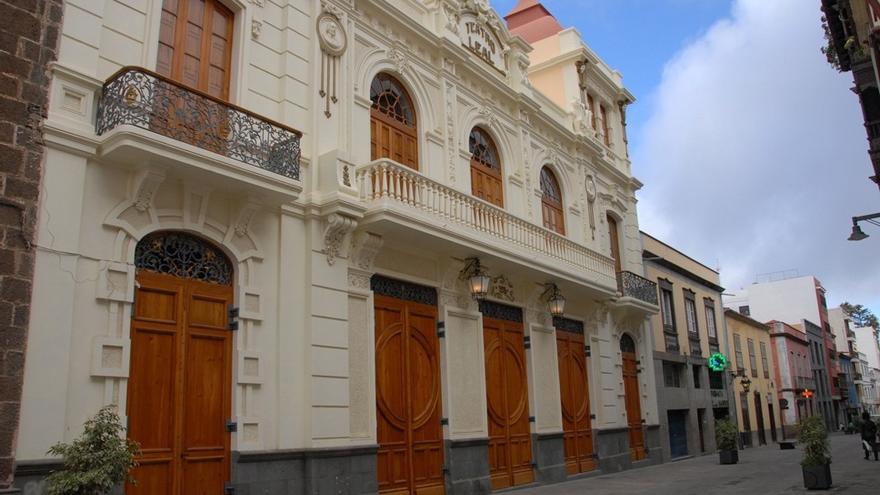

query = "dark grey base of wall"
[532,432,566,484]
[0,489,21,494]
[445,438,491,495]
[13,460,62,495]
[595,425,664,473]
[231,445,377,495]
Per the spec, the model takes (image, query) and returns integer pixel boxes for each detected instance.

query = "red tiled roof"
[504,0,564,44]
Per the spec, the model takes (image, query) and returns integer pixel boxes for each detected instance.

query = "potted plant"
[45,405,140,495]
[715,418,739,464]
[798,416,832,490]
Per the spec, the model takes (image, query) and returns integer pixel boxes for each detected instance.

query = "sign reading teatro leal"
[459,12,506,72]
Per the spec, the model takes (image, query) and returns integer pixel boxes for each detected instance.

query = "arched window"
[370,73,418,170]
[620,333,636,354]
[469,127,503,207]
[540,166,565,234]
[607,213,621,273]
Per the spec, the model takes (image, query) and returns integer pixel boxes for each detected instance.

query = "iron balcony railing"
[96,67,301,180]
[616,271,659,306]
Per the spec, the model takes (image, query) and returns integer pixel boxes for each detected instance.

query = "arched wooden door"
[127,232,234,495]
[373,276,444,495]
[469,127,504,207]
[482,302,533,490]
[370,73,418,170]
[620,334,646,461]
[555,320,595,474]
[540,167,565,235]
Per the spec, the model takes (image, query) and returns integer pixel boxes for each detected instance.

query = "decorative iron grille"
[478,300,523,323]
[135,231,233,285]
[96,67,301,180]
[553,316,584,334]
[370,275,437,306]
[617,271,659,306]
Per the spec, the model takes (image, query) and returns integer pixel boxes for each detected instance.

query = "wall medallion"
[317,3,347,117]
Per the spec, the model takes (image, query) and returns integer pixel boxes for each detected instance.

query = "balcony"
[616,271,658,306]
[95,67,302,199]
[356,160,618,292]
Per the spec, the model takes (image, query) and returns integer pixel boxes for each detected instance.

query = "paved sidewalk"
[515,433,880,494]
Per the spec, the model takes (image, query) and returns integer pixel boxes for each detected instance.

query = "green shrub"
[45,405,140,495]
[798,416,830,467]
[715,418,738,451]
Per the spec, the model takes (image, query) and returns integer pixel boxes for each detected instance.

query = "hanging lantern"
[543,283,566,317]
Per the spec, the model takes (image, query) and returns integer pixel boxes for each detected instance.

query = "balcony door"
[620,334,646,461]
[540,166,565,235]
[607,214,621,273]
[370,73,418,170]
[156,0,234,152]
[469,127,504,207]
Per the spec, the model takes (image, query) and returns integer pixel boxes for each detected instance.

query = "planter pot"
[802,463,832,490]
[719,449,738,465]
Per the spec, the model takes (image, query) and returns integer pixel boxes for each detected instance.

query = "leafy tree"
[46,405,140,495]
[840,302,879,329]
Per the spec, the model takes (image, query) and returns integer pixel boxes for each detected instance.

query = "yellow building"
[642,233,727,461]
[724,309,783,447]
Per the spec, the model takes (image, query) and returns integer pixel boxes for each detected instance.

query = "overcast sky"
[493,0,879,315]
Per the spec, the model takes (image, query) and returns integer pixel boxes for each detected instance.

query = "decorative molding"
[348,269,371,290]
[585,174,596,240]
[318,2,347,117]
[349,231,383,271]
[489,274,515,302]
[251,19,262,39]
[322,213,357,265]
[445,81,457,184]
[131,169,165,212]
[233,199,261,237]
[388,46,411,74]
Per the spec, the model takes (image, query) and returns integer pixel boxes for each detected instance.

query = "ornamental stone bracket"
[322,213,357,265]
[131,169,166,212]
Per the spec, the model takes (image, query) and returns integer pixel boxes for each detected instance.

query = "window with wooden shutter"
[370,73,418,170]
[157,0,234,100]
[540,167,565,235]
[469,127,504,207]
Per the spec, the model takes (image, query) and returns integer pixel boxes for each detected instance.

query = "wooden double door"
[556,330,595,474]
[375,295,444,495]
[126,270,233,495]
[483,315,534,489]
[621,345,646,461]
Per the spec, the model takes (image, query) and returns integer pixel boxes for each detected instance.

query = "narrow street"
[516,433,880,494]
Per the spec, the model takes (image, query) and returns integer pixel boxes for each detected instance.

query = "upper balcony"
[616,271,658,306]
[356,159,619,295]
[95,67,302,201]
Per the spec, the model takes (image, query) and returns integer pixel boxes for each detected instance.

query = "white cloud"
[632,0,880,313]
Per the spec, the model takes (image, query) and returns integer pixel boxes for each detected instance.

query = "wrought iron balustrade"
[616,270,659,305]
[96,67,301,180]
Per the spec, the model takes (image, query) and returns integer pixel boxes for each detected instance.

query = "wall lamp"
[731,370,752,393]
[847,212,880,241]
[460,257,490,300]
[542,283,566,317]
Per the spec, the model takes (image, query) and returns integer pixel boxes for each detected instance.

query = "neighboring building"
[838,353,859,423]
[768,320,814,435]
[11,0,663,493]
[829,306,863,421]
[642,232,727,462]
[854,326,880,369]
[864,367,880,417]
[798,320,837,429]
[724,310,782,448]
[820,0,880,190]
[724,276,841,428]
[0,0,63,490]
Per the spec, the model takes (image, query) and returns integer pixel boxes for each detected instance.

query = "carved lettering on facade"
[459,13,505,72]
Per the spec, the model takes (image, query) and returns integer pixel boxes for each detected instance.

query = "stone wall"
[0,0,62,488]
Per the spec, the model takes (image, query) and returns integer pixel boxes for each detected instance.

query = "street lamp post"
[847,212,880,241]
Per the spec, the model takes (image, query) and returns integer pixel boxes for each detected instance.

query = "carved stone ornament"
[251,19,262,40]
[388,47,411,74]
[233,200,261,237]
[585,174,597,239]
[349,231,383,271]
[322,213,357,265]
[490,274,515,302]
[317,3,347,117]
[131,169,165,212]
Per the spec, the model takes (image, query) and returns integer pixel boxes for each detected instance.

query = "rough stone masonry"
[0,0,63,489]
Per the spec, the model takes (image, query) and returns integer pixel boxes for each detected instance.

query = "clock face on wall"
[708,352,728,372]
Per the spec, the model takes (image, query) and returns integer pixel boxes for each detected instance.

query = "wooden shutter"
[469,127,504,207]
[370,73,419,170]
[540,167,565,235]
[607,214,621,273]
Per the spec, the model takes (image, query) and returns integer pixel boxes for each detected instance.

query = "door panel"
[484,317,533,490]
[375,295,444,495]
[127,270,233,495]
[621,352,646,460]
[371,113,418,170]
[557,331,595,474]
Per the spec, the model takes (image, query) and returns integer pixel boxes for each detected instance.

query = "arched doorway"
[127,231,235,494]
[469,127,504,207]
[370,72,418,170]
[620,334,646,461]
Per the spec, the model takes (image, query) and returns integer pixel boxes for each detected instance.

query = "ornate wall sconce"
[460,257,490,300]
[542,282,566,317]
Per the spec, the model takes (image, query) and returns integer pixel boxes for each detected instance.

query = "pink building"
[769,321,815,432]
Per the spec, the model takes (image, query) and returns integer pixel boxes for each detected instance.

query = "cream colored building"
[642,232,728,461]
[13,0,660,493]
[724,310,783,447]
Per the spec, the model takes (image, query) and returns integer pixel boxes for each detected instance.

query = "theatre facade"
[13,0,661,493]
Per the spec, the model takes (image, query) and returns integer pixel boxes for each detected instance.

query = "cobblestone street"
[516,434,880,494]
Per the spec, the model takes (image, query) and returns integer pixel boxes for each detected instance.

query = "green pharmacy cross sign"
[708,352,728,372]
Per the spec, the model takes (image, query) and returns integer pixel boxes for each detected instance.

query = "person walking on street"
[860,411,878,461]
